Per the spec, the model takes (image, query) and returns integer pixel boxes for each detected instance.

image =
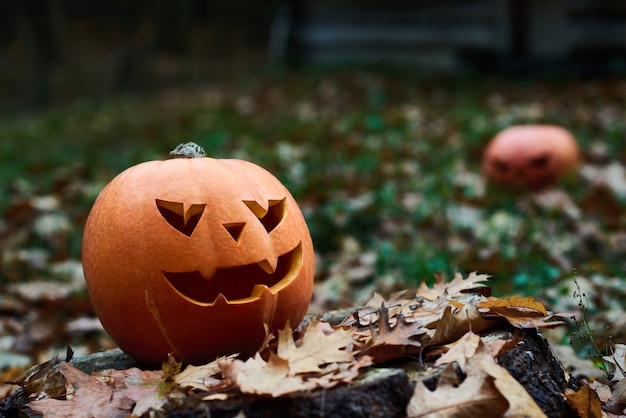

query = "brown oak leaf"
[307,355,374,389]
[406,361,509,417]
[277,320,356,374]
[356,292,412,326]
[404,292,456,327]
[435,331,481,370]
[28,361,170,418]
[424,303,494,347]
[415,339,546,418]
[219,353,315,397]
[478,296,547,314]
[175,353,237,392]
[218,321,366,397]
[477,296,564,328]
[10,355,67,399]
[28,362,133,418]
[358,304,426,363]
[473,342,546,417]
[565,384,604,418]
[107,367,168,417]
[415,271,490,301]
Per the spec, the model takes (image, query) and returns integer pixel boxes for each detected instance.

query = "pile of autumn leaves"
[11,273,614,417]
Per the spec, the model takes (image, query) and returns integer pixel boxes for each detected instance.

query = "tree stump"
[1,321,578,418]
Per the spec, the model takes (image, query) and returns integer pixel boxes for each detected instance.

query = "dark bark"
[159,368,412,418]
[1,323,576,418]
[499,329,579,418]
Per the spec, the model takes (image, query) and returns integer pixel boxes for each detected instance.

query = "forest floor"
[1,69,626,405]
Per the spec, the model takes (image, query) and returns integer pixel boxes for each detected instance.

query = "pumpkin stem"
[170,142,206,158]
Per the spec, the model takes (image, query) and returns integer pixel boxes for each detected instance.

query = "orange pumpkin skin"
[482,125,580,190]
[82,157,315,365]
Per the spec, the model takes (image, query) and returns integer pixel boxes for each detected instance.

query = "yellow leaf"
[476,296,565,329]
[478,296,547,315]
[449,300,465,309]
[565,385,603,418]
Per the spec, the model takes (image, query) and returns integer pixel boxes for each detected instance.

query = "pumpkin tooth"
[251,284,271,298]
[256,258,277,274]
[213,293,229,305]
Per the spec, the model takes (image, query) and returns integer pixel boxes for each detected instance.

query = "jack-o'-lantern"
[482,125,580,190]
[82,143,315,364]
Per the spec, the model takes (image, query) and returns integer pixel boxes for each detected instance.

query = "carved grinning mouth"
[162,243,302,304]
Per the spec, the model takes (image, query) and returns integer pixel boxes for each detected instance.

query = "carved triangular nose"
[223,222,245,242]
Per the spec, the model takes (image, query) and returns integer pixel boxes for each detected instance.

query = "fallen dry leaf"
[219,353,315,397]
[106,367,167,417]
[358,304,426,362]
[424,303,494,347]
[277,320,356,374]
[477,296,564,328]
[483,330,523,359]
[565,384,604,418]
[217,320,371,397]
[415,271,490,301]
[27,361,170,418]
[605,344,626,381]
[602,378,626,415]
[10,355,67,399]
[308,354,374,389]
[13,270,570,413]
[406,361,509,418]
[478,296,547,315]
[356,291,414,326]
[175,353,237,392]
[611,379,626,407]
[403,292,458,327]
[588,380,613,404]
[473,342,546,418]
[431,330,546,417]
[28,362,133,418]
[435,331,481,370]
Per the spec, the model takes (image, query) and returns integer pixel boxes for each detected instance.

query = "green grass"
[2,69,626,307]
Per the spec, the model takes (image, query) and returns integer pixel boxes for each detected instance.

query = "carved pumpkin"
[82,143,315,364]
[482,125,580,190]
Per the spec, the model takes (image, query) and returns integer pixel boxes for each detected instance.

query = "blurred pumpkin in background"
[82,143,315,365]
[482,125,580,190]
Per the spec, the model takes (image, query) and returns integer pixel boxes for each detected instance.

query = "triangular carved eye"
[156,199,206,237]
[223,222,245,242]
[243,198,286,233]
[491,158,509,173]
[529,153,550,169]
